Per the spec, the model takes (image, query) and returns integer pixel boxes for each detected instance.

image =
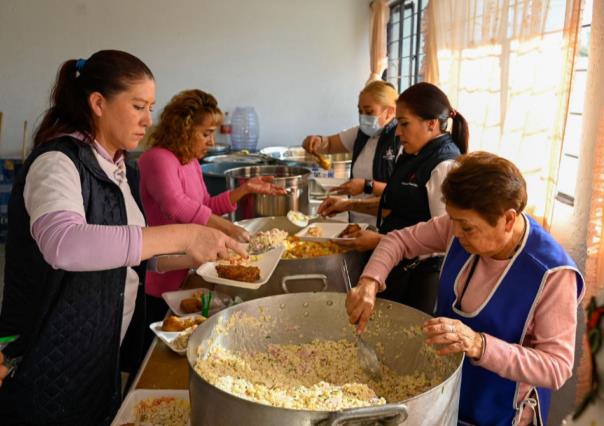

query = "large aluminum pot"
[260,146,351,179]
[200,162,244,196]
[225,166,311,221]
[212,216,366,301]
[187,292,463,425]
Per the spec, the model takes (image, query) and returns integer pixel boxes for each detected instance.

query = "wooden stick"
[22,120,28,161]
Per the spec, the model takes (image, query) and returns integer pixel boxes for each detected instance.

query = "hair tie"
[449,109,457,118]
[75,58,87,74]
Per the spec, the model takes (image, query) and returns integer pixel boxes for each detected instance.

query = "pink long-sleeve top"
[362,214,581,425]
[138,146,237,297]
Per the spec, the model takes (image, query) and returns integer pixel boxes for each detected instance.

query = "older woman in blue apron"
[347,152,584,425]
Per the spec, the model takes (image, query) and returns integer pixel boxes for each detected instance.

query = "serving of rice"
[133,396,189,426]
[195,338,437,411]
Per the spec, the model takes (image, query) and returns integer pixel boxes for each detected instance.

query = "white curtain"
[368,0,390,83]
[423,0,582,228]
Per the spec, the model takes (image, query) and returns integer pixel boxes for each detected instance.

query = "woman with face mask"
[302,80,399,225]
[318,82,468,314]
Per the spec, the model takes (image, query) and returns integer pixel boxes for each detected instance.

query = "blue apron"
[436,215,583,425]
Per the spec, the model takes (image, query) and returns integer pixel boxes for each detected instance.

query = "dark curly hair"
[148,89,222,164]
[442,151,527,226]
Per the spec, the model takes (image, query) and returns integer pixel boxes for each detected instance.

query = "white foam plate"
[161,288,230,317]
[295,222,369,242]
[312,177,349,191]
[195,244,285,289]
[148,315,204,355]
[111,389,190,426]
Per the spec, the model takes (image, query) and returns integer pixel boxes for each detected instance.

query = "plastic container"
[230,106,259,151]
[219,111,232,146]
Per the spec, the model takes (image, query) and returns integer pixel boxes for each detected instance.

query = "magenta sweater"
[138,146,237,297]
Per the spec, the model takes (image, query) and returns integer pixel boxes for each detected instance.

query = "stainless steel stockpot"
[187,292,463,426]
[225,166,311,221]
[260,146,352,179]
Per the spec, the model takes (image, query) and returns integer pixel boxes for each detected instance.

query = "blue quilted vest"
[436,215,583,425]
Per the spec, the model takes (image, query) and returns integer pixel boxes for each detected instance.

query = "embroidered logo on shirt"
[383,147,396,161]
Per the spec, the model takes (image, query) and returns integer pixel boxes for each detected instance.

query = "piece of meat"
[162,314,205,331]
[338,224,361,238]
[180,297,201,314]
[215,264,261,282]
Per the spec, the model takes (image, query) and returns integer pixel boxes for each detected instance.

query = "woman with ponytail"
[0,50,244,424]
[319,82,469,314]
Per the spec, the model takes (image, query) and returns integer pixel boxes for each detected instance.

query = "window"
[386,0,426,92]
[556,0,593,205]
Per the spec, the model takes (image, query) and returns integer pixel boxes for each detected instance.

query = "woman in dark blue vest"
[320,82,468,314]
[302,80,399,225]
[347,152,584,425]
[0,50,244,425]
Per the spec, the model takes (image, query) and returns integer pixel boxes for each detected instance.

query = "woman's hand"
[423,317,484,359]
[302,135,326,154]
[185,225,247,264]
[334,230,382,252]
[0,352,9,387]
[345,277,381,334]
[226,222,251,243]
[243,176,287,196]
[332,178,365,196]
[317,197,352,217]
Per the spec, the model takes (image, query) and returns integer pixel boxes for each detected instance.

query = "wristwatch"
[363,179,374,194]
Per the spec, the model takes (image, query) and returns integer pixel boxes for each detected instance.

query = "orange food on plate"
[161,314,205,332]
[215,264,261,282]
[180,297,201,314]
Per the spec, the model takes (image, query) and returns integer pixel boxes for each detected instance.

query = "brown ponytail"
[34,50,154,147]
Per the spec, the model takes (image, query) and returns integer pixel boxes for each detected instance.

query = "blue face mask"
[359,114,383,137]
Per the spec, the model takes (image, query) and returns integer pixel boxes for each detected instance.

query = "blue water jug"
[231,106,259,151]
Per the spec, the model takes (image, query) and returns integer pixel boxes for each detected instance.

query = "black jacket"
[351,119,399,182]
[378,133,461,234]
[0,136,146,425]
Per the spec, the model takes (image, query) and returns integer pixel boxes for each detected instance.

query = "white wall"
[0,0,370,158]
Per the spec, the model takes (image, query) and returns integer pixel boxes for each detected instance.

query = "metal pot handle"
[325,403,408,425]
[281,274,328,293]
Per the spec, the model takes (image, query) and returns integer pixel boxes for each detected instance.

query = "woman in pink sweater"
[347,152,583,425]
[138,89,284,322]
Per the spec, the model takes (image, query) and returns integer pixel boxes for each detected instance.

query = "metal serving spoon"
[286,210,320,228]
[341,260,383,381]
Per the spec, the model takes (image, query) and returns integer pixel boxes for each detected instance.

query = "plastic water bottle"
[231,107,259,151]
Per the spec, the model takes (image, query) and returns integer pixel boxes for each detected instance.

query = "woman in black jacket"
[0,50,244,425]
[319,82,469,314]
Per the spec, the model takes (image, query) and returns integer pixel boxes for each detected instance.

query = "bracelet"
[477,332,486,360]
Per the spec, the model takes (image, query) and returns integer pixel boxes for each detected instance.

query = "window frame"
[386,0,424,92]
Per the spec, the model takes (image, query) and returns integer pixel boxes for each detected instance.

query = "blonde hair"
[360,80,398,108]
